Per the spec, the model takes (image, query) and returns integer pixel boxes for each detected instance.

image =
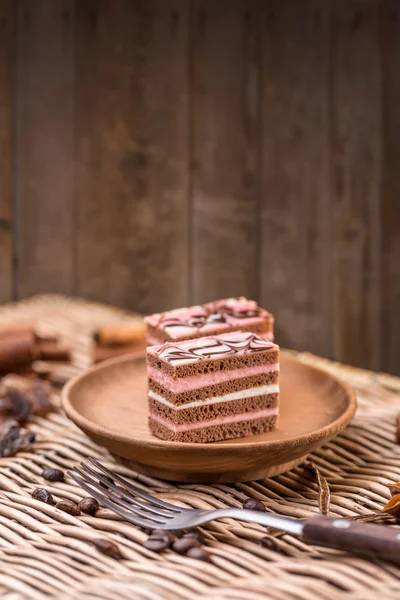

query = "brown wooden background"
[0,0,399,374]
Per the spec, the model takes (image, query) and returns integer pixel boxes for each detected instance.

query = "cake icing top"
[147,331,276,366]
[145,297,270,340]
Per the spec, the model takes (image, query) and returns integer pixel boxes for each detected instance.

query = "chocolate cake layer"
[149,414,278,443]
[145,297,274,344]
[148,371,279,405]
[149,393,279,424]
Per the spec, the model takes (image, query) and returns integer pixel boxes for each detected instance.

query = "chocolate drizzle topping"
[156,299,262,333]
[155,333,274,364]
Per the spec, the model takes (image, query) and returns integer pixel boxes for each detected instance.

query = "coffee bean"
[261,536,279,552]
[172,536,201,555]
[182,531,204,544]
[144,536,166,552]
[144,529,175,552]
[186,547,211,562]
[32,488,54,505]
[79,497,99,515]
[100,475,114,489]
[42,467,64,482]
[242,498,266,512]
[92,538,122,558]
[56,499,80,516]
[25,431,36,443]
[152,529,175,545]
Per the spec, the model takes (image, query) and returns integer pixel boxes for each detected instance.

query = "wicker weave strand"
[0,296,399,599]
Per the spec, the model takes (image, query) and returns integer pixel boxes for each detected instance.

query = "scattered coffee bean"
[144,529,175,552]
[56,499,80,516]
[32,488,54,505]
[172,536,201,555]
[242,498,266,512]
[42,467,64,482]
[182,531,204,544]
[92,538,122,558]
[79,497,99,515]
[25,431,36,443]
[100,475,114,489]
[186,547,211,562]
[261,536,279,551]
[153,528,175,545]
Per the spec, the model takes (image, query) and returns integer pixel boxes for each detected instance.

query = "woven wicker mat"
[0,295,400,600]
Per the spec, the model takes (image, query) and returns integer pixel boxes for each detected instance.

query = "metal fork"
[68,458,400,565]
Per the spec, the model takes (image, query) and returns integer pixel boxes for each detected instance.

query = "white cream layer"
[149,407,279,433]
[149,384,279,410]
[148,362,279,393]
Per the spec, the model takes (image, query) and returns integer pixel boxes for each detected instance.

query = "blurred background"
[0,0,398,374]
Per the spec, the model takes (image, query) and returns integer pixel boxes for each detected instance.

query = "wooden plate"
[62,353,356,483]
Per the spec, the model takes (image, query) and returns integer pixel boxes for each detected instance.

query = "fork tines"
[67,458,184,529]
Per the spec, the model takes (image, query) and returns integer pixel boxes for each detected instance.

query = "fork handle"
[303,517,400,565]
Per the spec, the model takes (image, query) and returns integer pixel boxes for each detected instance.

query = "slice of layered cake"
[147,331,279,443]
[145,297,274,346]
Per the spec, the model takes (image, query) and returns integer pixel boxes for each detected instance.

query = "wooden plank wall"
[260,0,331,358]
[0,0,15,304]
[191,0,260,303]
[16,0,75,298]
[331,0,382,371]
[0,0,399,374]
[75,0,189,311]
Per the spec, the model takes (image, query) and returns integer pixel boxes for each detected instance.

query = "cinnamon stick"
[93,323,146,346]
[0,322,36,339]
[0,322,61,345]
[36,342,71,362]
[0,332,37,373]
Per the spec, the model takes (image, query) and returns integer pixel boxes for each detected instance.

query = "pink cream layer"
[147,363,279,393]
[149,407,279,433]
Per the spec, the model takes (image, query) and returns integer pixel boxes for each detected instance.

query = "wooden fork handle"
[303,517,400,565]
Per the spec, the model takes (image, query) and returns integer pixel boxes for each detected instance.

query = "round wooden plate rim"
[62,351,357,452]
